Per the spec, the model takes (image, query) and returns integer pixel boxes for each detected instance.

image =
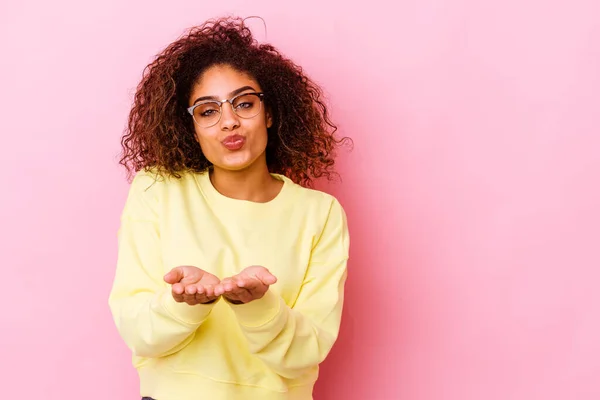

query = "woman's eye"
[200,109,217,117]
[236,102,252,109]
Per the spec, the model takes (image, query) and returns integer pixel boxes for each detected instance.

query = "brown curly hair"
[119,16,351,187]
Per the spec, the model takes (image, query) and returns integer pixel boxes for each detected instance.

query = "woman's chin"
[213,152,263,172]
[213,159,254,172]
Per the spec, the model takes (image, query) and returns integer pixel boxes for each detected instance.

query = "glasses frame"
[187,92,265,128]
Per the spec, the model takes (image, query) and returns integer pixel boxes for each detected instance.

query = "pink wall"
[2,0,599,399]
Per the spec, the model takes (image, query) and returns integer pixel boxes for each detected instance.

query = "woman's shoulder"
[282,179,349,244]
[125,167,200,207]
[280,175,345,215]
[122,168,201,218]
[130,167,200,191]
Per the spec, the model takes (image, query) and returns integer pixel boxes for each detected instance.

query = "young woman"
[108,16,351,400]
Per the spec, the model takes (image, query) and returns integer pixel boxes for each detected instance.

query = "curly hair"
[119,16,351,187]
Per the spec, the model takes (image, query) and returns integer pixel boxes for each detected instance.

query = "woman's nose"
[219,102,240,131]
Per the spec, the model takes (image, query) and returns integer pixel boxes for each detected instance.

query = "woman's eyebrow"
[192,85,257,104]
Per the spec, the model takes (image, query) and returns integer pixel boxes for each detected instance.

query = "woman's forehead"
[192,65,260,98]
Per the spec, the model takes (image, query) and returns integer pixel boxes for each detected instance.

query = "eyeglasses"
[187,92,265,128]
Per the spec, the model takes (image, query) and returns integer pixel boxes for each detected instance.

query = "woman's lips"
[221,134,246,151]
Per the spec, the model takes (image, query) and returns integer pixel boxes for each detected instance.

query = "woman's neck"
[209,161,283,203]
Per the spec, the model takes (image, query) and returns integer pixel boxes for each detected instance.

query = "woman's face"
[188,64,272,172]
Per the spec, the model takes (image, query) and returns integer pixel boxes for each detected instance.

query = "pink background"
[1,0,599,399]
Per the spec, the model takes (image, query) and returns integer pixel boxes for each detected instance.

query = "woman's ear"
[266,109,273,128]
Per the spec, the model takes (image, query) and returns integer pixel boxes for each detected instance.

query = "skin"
[163,64,281,305]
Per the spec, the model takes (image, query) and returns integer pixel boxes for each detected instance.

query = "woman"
[108,16,351,400]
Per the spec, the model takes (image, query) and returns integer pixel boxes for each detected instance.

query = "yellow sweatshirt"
[108,169,349,400]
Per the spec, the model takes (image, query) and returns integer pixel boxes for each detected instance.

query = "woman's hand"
[215,265,277,304]
[164,266,221,305]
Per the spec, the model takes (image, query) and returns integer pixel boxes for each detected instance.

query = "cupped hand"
[164,266,221,305]
[214,265,277,304]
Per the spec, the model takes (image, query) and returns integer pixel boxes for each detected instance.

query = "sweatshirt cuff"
[229,290,282,328]
[158,288,217,325]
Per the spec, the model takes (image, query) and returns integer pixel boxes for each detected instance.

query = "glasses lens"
[232,94,262,119]
[193,102,221,127]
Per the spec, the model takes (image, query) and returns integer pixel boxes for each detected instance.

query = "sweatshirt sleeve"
[228,197,350,379]
[108,170,217,359]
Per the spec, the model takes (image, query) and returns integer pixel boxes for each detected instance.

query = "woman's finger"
[185,284,198,295]
[236,275,261,290]
[172,282,185,295]
[172,292,185,302]
[163,267,183,284]
[258,272,277,286]
[203,284,215,298]
[214,279,232,297]
[194,293,217,304]
[183,293,196,305]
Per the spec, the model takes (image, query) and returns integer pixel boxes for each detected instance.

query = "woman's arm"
[228,198,350,379]
[108,171,217,358]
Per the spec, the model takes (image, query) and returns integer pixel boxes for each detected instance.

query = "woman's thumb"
[258,271,277,285]
[164,267,183,284]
